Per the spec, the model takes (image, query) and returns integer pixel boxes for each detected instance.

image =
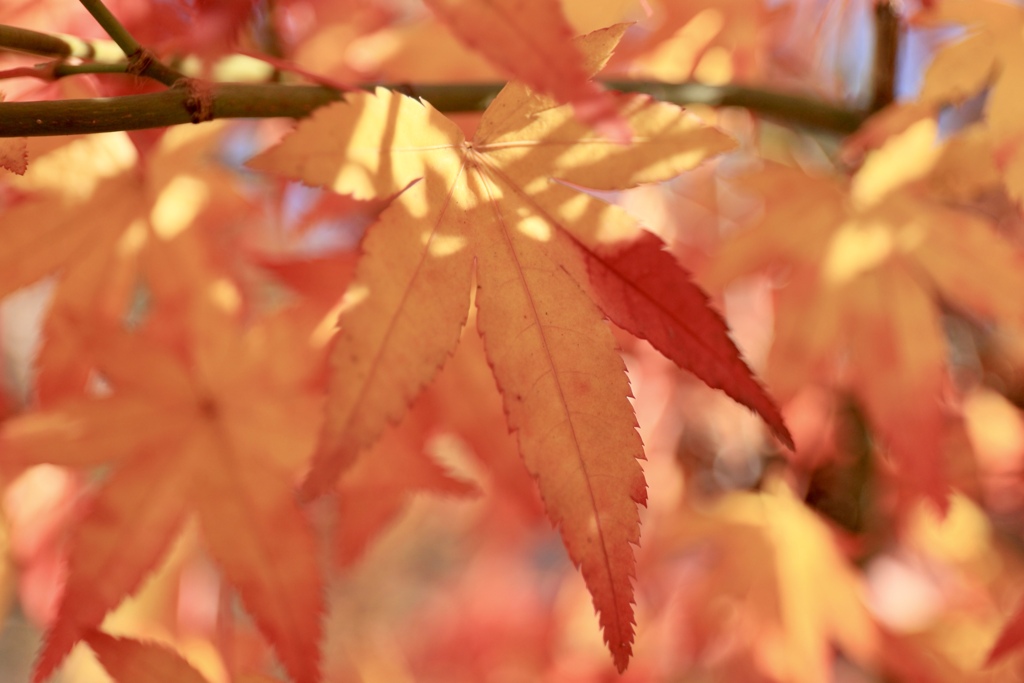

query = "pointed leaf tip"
[585,231,793,449]
[471,206,645,673]
[84,631,210,683]
[988,598,1024,665]
[33,621,80,683]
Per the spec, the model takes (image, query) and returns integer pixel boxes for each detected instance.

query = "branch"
[0,0,874,140]
[0,83,340,136]
[0,80,868,138]
[607,81,866,134]
[870,0,900,112]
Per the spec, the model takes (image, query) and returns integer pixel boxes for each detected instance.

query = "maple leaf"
[1,292,324,683]
[585,231,792,447]
[916,0,1024,203]
[702,120,1024,513]
[989,598,1024,666]
[123,0,257,61]
[0,124,254,401]
[421,0,628,138]
[625,0,776,84]
[658,478,878,683]
[427,321,545,516]
[334,385,478,566]
[400,543,560,679]
[0,137,27,175]
[249,25,787,670]
[0,133,140,303]
[341,18,505,83]
[85,631,210,683]
[337,316,546,556]
[560,0,638,34]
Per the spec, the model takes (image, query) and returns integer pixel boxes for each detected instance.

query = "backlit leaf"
[703,122,1024,512]
[4,290,325,683]
[585,230,792,447]
[247,25,763,670]
[85,631,210,683]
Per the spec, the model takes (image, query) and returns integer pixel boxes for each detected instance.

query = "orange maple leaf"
[427,321,545,517]
[334,379,478,566]
[249,25,788,670]
[260,245,479,565]
[0,125,254,402]
[2,293,324,683]
[85,631,210,683]
[915,0,1024,203]
[703,120,1024,513]
[657,478,878,683]
[625,0,777,84]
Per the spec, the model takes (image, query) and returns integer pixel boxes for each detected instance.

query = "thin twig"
[0,65,53,81]
[52,61,129,78]
[0,61,132,82]
[0,25,71,58]
[77,0,140,57]
[0,25,127,66]
[254,0,285,61]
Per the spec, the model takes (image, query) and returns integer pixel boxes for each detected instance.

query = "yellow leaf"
[665,481,878,683]
[917,0,1024,203]
[703,124,1024,510]
[920,32,997,106]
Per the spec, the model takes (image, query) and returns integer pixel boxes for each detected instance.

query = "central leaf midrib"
[469,162,629,645]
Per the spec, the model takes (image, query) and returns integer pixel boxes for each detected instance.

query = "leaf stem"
[78,0,140,57]
[254,0,285,61]
[51,61,130,78]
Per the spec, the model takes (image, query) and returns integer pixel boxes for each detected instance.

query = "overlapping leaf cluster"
[249,24,791,672]
[0,6,790,680]
[4,0,1024,682]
